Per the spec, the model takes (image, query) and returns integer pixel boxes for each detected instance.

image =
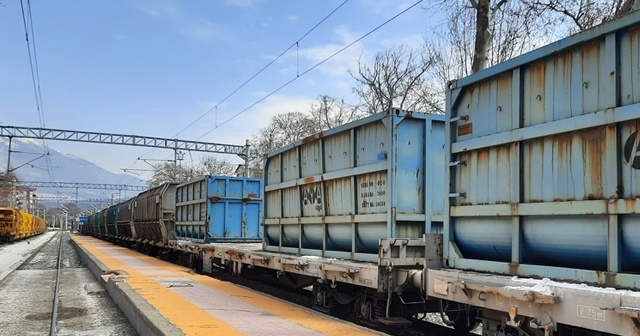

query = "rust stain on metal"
[585,127,605,198]
[531,60,546,91]
[508,262,519,274]
[225,250,245,258]
[477,148,490,165]
[479,80,491,97]
[554,132,573,161]
[497,73,511,88]
[625,198,637,213]
[582,40,601,59]
[302,132,323,143]
[303,176,315,183]
[598,271,617,287]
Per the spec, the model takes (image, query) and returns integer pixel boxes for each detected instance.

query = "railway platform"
[71,235,382,336]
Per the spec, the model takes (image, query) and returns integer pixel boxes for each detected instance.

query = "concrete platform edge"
[71,237,185,336]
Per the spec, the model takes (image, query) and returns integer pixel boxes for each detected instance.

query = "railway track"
[0,231,137,335]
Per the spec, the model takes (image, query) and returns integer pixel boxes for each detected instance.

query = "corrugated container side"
[0,208,20,241]
[106,204,119,237]
[98,209,107,237]
[175,176,263,243]
[116,199,134,239]
[445,11,640,288]
[263,110,445,262]
[132,183,177,244]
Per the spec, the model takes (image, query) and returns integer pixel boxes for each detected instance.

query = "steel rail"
[50,231,63,336]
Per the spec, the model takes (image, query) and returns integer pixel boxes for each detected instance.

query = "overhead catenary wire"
[174,0,350,138]
[140,0,423,171]
[125,0,351,175]
[195,0,424,140]
[20,0,57,184]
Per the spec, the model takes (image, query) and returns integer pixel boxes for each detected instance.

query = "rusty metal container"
[116,198,134,239]
[0,207,21,242]
[106,203,119,237]
[175,175,263,243]
[131,183,178,245]
[445,12,640,288]
[264,109,445,262]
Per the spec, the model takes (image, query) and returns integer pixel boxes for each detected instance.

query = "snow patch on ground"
[0,231,56,282]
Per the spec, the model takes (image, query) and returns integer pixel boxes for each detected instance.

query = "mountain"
[0,138,147,206]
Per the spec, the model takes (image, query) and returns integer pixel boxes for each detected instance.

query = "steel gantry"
[0,125,251,176]
[11,181,147,192]
[0,125,248,156]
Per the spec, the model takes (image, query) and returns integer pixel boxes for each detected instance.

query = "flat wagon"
[428,10,640,336]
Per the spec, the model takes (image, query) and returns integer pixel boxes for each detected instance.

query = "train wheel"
[449,309,478,334]
[312,285,350,317]
[313,286,335,312]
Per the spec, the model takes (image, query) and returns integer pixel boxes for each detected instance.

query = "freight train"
[81,11,640,336]
[0,207,47,243]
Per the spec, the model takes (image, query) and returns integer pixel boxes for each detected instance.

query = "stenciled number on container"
[360,178,387,208]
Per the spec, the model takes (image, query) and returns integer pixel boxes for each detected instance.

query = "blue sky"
[1,0,441,183]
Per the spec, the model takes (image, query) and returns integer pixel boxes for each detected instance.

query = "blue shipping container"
[444,10,640,289]
[263,109,445,262]
[175,175,263,243]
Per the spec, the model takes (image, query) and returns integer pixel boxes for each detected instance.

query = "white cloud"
[137,2,225,42]
[295,25,368,78]
[137,2,180,19]
[287,15,298,21]
[196,94,317,144]
[225,0,254,7]
[180,19,222,42]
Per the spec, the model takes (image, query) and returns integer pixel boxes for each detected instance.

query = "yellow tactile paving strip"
[75,236,241,335]
[74,235,378,336]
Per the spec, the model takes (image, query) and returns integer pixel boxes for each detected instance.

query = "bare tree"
[0,172,19,207]
[437,0,639,74]
[350,45,437,114]
[148,154,240,187]
[249,111,316,170]
[148,162,188,187]
[524,0,640,33]
[308,95,363,132]
[193,156,237,176]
